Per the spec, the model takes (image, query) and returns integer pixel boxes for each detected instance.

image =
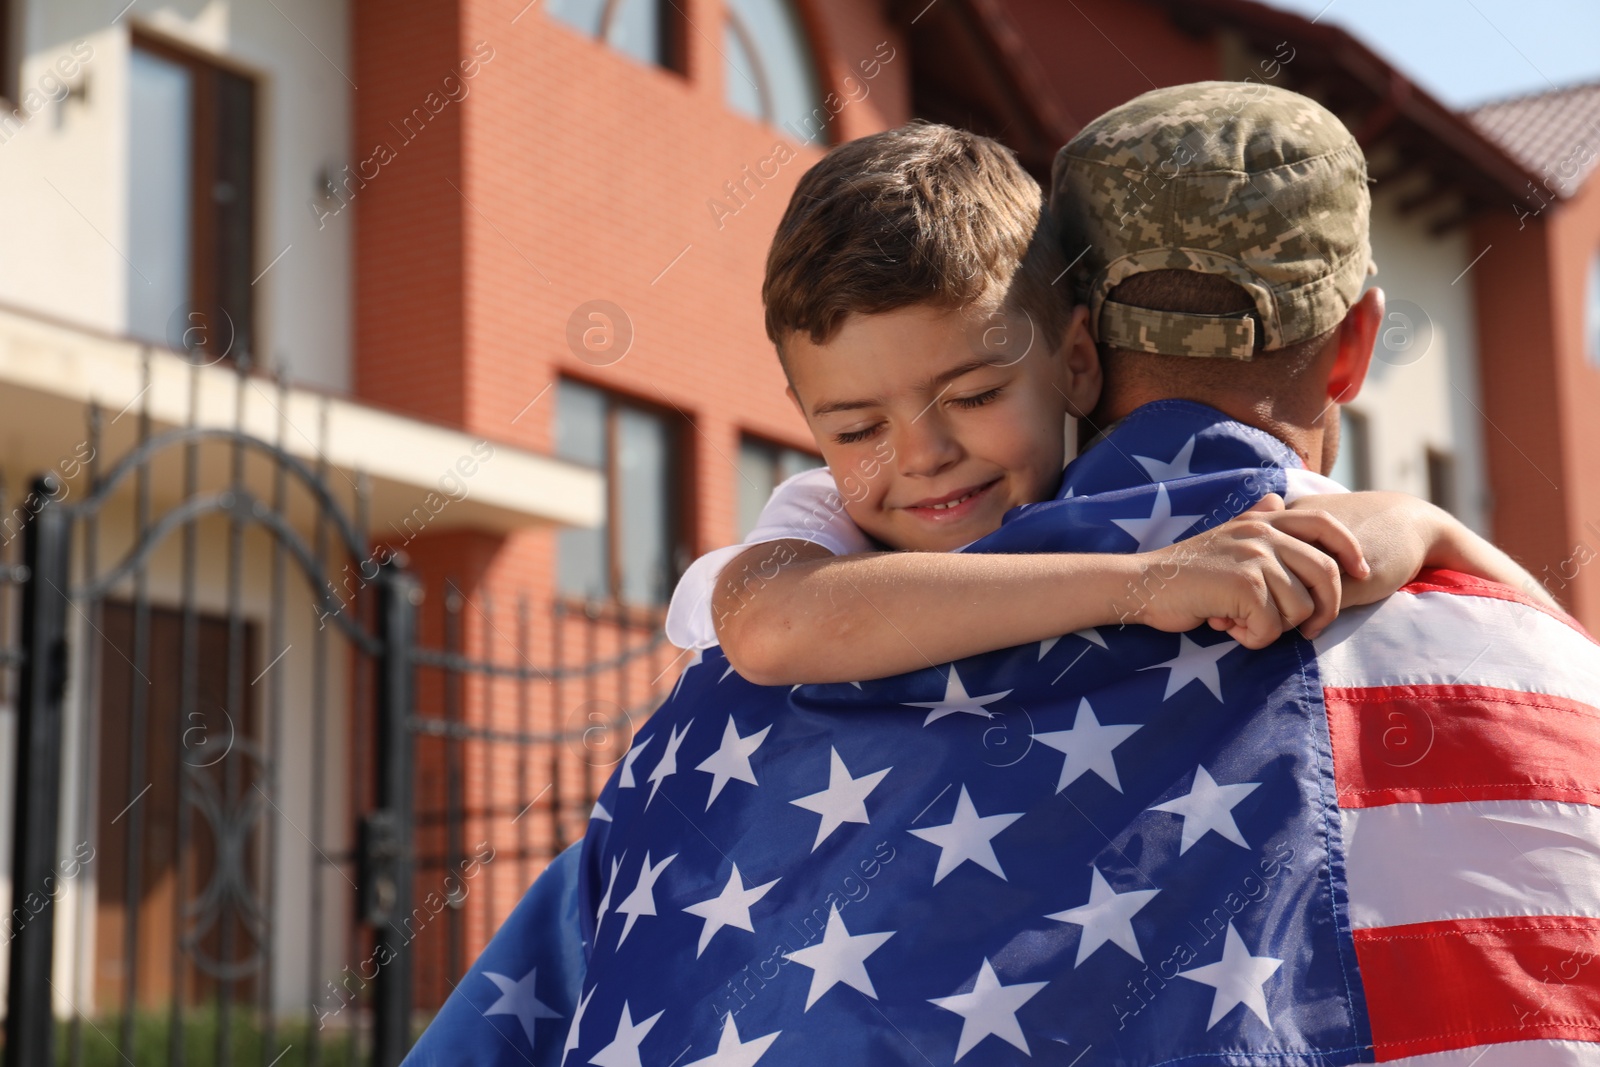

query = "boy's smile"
[784,302,1094,553]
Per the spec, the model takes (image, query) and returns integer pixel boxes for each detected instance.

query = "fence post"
[370,559,419,1067]
[5,476,71,1067]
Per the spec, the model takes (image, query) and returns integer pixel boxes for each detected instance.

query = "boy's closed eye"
[952,385,1005,409]
[832,385,1007,444]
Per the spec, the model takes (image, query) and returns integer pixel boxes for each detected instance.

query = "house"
[0,0,602,1053]
[1,0,1595,1057]
[1465,79,1600,613]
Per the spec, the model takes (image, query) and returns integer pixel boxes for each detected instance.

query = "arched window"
[723,0,826,144]
[1587,248,1600,367]
[546,0,674,71]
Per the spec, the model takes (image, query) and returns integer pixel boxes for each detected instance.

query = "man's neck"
[1093,388,1326,473]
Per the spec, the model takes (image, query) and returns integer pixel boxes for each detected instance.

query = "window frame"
[736,431,823,539]
[1586,247,1600,368]
[721,0,831,144]
[129,29,260,366]
[545,0,687,77]
[1425,447,1457,518]
[554,376,691,616]
[1334,407,1373,491]
[0,0,16,105]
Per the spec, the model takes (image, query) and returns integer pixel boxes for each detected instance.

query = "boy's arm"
[713,507,1368,686]
[1287,492,1561,611]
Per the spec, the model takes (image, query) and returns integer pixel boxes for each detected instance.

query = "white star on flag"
[595,853,624,934]
[483,965,562,1049]
[681,1012,781,1067]
[1032,698,1141,793]
[670,649,704,701]
[719,663,738,683]
[1150,765,1262,854]
[1037,627,1105,661]
[1142,633,1237,701]
[682,863,779,957]
[589,1001,664,1067]
[1111,483,1205,551]
[1046,866,1160,966]
[561,985,595,1067]
[1135,435,1198,482]
[615,851,677,947]
[927,957,1047,1061]
[901,665,1012,725]
[618,736,652,789]
[908,785,1023,884]
[789,746,891,851]
[645,720,692,809]
[695,717,771,809]
[1177,923,1283,1029]
[783,904,896,1010]
[590,799,612,823]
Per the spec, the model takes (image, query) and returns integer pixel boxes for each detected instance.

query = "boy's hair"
[763,122,1072,367]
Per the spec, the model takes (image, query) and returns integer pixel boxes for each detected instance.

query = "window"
[0,0,16,103]
[724,0,826,144]
[1587,249,1600,367]
[737,435,822,538]
[546,0,679,71]
[555,379,686,606]
[1426,448,1457,517]
[1328,408,1371,491]
[127,36,256,364]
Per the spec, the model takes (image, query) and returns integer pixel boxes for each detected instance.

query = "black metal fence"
[0,352,676,1066]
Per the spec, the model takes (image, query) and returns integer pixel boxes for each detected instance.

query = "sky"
[1256,0,1600,109]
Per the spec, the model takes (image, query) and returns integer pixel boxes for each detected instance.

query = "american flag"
[403,400,1600,1066]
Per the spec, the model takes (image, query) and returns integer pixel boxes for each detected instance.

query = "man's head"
[1050,81,1383,474]
[764,122,1101,552]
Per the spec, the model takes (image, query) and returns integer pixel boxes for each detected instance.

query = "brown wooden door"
[94,599,260,1011]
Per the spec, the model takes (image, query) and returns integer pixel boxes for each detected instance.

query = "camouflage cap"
[1049,80,1376,359]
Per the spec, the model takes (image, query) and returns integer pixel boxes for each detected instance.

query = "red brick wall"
[1470,179,1600,628]
[1469,212,1566,601]
[351,0,467,429]
[1523,174,1600,625]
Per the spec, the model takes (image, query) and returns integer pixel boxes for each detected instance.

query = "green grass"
[39,1005,391,1067]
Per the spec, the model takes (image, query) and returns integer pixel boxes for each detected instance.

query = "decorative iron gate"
[2,353,412,1067]
[404,592,673,1010]
[2,353,682,1066]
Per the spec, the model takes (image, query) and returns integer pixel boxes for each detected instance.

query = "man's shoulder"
[1311,566,1600,798]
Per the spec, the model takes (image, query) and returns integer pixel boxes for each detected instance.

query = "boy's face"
[784,302,1080,552]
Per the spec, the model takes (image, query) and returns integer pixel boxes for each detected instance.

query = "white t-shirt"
[662,463,1347,650]
[664,468,872,651]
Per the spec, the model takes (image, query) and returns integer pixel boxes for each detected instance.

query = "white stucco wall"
[1345,187,1491,535]
[0,0,352,393]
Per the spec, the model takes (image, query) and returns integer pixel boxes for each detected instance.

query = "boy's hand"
[1287,491,1562,611]
[1130,494,1371,648]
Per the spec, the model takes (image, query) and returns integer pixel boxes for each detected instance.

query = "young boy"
[663,121,1547,686]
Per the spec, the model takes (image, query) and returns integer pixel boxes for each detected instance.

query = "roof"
[1469,79,1600,199]
[886,0,1077,177]
[1144,0,1543,231]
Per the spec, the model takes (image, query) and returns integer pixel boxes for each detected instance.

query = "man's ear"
[1327,287,1384,405]
[1055,304,1103,418]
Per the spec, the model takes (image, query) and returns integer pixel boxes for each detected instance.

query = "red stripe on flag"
[1401,568,1595,642]
[1326,684,1600,808]
[1354,916,1600,1061]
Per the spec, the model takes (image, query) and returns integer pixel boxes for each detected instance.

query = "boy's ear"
[1055,304,1103,419]
[1327,287,1383,405]
[785,383,806,420]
